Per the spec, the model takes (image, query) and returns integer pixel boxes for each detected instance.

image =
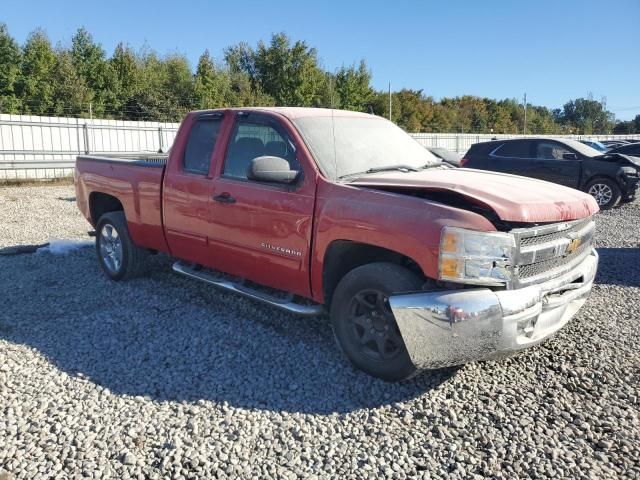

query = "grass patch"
[0,177,74,187]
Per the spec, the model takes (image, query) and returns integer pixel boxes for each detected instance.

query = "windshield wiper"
[338,164,419,180]
[420,162,444,169]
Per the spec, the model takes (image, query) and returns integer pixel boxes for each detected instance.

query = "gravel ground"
[1,185,639,479]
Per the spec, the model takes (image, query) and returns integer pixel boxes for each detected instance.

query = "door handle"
[213,193,236,204]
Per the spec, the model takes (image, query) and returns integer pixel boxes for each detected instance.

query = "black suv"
[461,138,640,209]
[608,142,640,157]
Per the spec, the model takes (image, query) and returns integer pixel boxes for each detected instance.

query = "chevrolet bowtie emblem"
[566,237,582,255]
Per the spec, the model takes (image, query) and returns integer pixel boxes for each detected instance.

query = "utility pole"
[388,82,392,122]
[523,93,527,135]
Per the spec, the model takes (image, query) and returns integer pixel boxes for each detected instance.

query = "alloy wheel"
[99,223,123,274]
[348,289,403,361]
[588,183,613,206]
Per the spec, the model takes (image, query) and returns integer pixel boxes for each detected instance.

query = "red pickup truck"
[75,108,600,381]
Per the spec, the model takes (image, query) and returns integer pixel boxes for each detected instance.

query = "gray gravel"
[1,184,639,479]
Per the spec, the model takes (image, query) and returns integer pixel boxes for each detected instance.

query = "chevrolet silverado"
[75,108,600,381]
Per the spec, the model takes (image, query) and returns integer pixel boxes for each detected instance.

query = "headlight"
[621,166,639,177]
[439,227,515,285]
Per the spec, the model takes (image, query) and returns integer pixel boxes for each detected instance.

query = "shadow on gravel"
[0,249,456,415]
[595,247,640,287]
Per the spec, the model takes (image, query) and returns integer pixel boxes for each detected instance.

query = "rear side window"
[183,118,222,174]
[494,141,534,158]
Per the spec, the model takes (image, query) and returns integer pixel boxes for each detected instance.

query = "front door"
[532,140,581,188]
[208,112,316,298]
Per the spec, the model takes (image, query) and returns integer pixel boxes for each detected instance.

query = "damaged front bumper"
[389,249,598,370]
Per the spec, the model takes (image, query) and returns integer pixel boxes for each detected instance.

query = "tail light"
[460,158,470,167]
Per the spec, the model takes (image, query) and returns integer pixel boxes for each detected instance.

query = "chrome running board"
[172,261,324,317]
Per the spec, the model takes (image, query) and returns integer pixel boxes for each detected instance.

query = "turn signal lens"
[441,231,459,253]
[441,257,462,277]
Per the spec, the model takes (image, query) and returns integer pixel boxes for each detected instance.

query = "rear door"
[207,112,316,298]
[487,140,536,176]
[531,140,581,187]
[163,112,225,263]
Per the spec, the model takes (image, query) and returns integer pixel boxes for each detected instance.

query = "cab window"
[183,118,222,174]
[223,119,299,180]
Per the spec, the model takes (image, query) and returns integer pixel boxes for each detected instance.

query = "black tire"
[330,262,423,382]
[95,211,148,281]
[585,177,622,210]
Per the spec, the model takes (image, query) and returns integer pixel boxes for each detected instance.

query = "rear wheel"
[585,177,621,209]
[330,262,423,382]
[96,211,148,280]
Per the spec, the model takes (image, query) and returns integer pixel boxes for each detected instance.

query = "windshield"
[562,138,603,157]
[580,140,607,152]
[291,114,441,180]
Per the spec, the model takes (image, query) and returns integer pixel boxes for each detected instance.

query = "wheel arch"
[582,174,619,190]
[89,192,124,227]
[321,240,426,306]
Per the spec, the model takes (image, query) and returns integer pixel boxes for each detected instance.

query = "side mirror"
[562,152,578,160]
[247,156,299,184]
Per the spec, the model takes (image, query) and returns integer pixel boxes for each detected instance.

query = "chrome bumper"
[389,249,598,370]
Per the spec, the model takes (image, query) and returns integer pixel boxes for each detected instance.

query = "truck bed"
[75,153,170,253]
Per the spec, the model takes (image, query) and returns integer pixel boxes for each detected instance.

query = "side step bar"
[172,261,324,317]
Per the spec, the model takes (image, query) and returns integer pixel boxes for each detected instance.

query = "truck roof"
[192,107,375,120]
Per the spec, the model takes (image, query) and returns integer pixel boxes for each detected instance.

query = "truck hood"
[349,168,599,223]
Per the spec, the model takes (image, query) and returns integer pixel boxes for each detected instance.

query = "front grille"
[518,242,591,279]
[511,217,595,287]
[519,218,591,247]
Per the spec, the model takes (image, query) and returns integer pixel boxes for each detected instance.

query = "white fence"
[0,114,179,180]
[410,132,640,154]
[1,113,639,180]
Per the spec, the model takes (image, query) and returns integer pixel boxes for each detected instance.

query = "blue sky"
[3,0,639,119]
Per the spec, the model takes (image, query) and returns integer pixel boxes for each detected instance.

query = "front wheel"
[330,262,423,382]
[96,211,148,281]
[585,177,621,209]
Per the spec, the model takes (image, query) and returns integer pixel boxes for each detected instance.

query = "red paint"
[351,168,600,223]
[75,108,599,304]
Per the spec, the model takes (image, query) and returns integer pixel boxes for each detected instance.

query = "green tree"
[333,61,374,111]
[247,32,326,106]
[71,27,117,116]
[17,29,56,115]
[194,50,231,109]
[0,23,22,113]
[110,42,139,111]
[126,50,195,121]
[51,50,92,116]
[613,114,640,134]
[487,99,516,134]
[222,40,274,106]
[558,97,614,134]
